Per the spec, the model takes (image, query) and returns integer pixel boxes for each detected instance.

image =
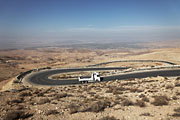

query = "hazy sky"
[0,0,180,47]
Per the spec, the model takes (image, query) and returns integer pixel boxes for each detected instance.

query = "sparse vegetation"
[68,104,80,114]
[87,100,111,112]
[129,88,143,93]
[55,93,68,99]
[136,99,146,107]
[140,112,151,116]
[165,84,174,89]
[175,82,180,87]
[37,98,50,105]
[172,107,180,117]
[151,95,169,106]
[4,110,33,120]
[176,77,180,80]
[99,116,118,120]
[44,109,59,115]
[121,99,134,106]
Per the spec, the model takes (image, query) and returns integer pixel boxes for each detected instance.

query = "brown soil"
[1,76,180,120]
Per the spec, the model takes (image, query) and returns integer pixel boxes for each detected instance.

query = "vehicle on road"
[78,72,102,83]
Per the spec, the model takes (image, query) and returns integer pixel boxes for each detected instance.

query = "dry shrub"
[99,116,118,120]
[136,100,146,107]
[165,84,174,89]
[174,107,180,113]
[172,113,180,117]
[68,104,80,114]
[172,96,178,100]
[121,81,137,86]
[88,92,96,95]
[176,77,180,80]
[130,88,143,93]
[55,93,68,99]
[172,107,180,117]
[140,112,151,116]
[37,98,50,105]
[175,82,180,87]
[4,110,33,120]
[142,96,150,102]
[7,98,24,105]
[19,91,32,97]
[139,94,145,98]
[121,99,134,106]
[69,100,111,114]
[176,92,180,96]
[112,90,123,95]
[86,100,111,112]
[44,109,59,115]
[13,79,19,83]
[151,95,169,106]
[106,87,127,95]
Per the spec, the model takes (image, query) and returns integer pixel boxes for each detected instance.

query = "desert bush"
[86,100,111,112]
[113,90,123,95]
[106,87,127,95]
[7,98,24,104]
[151,95,169,106]
[44,109,59,115]
[176,77,180,80]
[176,92,180,96]
[4,110,33,120]
[142,96,150,102]
[13,79,19,83]
[140,112,151,116]
[19,91,32,97]
[14,105,24,110]
[121,99,134,106]
[99,116,118,120]
[136,100,146,107]
[129,88,143,93]
[174,107,180,113]
[172,113,180,117]
[165,84,174,89]
[88,92,96,95]
[68,104,80,114]
[172,107,180,117]
[172,96,178,100]
[139,94,145,98]
[55,93,68,99]
[37,98,50,105]
[175,82,180,87]
[37,92,44,97]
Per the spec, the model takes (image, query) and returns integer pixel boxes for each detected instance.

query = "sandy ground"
[0,47,180,89]
[0,41,180,119]
[1,76,180,120]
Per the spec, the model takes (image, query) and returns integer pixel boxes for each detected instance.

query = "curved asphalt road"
[25,67,180,86]
[87,60,176,67]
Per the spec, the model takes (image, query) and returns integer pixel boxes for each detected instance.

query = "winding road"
[24,67,180,86]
